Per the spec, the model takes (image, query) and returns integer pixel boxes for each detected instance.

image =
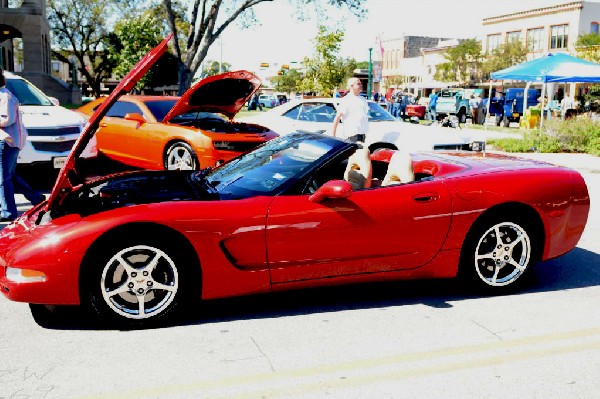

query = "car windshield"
[6,78,54,106]
[202,134,343,199]
[284,101,395,123]
[169,111,226,125]
[144,99,177,121]
[367,101,396,122]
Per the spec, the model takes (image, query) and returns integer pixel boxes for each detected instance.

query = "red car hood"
[46,35,173,212]
[163,70,261,122]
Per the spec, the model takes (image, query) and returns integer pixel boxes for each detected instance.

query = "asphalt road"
[1,159,599,399]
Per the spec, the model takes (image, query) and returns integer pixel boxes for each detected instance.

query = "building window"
[487,34,502,53]
[506,31,522,44]
[527,28,544,52]
[592,22,599,34]
[550,24,569,49]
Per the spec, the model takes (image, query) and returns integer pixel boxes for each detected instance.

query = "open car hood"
[45,34,173,212]
[163,70,261,122]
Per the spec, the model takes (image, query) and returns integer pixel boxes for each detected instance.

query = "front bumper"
[0,211,84,305]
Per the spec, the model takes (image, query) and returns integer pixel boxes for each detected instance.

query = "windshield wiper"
[189,170,218,197]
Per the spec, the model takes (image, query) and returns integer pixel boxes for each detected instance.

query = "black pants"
[347,134,366,143]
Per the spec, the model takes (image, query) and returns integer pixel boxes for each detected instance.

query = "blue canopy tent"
[488,53,600,127]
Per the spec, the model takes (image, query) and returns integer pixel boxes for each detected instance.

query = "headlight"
[6,267,46,283]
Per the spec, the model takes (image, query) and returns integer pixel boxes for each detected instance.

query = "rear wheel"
[460,216,538,293]
[458,111,467,124]
[165,142,198,170]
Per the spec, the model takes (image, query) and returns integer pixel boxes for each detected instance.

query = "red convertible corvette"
[0,37,591,328]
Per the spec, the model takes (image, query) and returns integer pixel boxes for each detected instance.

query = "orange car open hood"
[163,70,261,122]
[45,35,172,212]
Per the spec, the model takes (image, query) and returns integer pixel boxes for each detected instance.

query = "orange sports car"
[77,71,278,170]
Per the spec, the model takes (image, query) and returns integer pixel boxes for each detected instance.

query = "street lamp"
[368,48,373,100]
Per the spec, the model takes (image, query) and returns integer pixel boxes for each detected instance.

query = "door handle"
[412,192,439,202]
[100,123,107,127]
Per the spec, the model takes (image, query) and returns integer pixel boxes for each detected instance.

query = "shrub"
[489,116,600,156]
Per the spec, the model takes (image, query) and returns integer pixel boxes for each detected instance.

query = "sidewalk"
[489,151,600,174]
[456,123,600,174]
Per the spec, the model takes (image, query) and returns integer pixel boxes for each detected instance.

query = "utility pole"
[368,48,373,100]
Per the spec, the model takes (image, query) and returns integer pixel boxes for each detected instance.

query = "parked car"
[276,94,288,104]
[236,98,485,153]
[495,88,541,127]
[435,88,483,123]
[406,103,427,119]
[258,94,278,108]
[5,71,88,168]
[77,71,278,170]
[0,37,589,329]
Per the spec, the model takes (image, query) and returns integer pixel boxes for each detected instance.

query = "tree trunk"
[178,62,193,95]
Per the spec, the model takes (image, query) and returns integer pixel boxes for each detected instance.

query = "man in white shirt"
[332,77,369,143]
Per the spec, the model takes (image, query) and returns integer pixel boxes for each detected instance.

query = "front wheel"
[82,238,195,327]
[165,142,198,170]
[460,217,538,293]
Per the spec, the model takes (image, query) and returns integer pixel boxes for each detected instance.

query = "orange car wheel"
[165,141,198,170]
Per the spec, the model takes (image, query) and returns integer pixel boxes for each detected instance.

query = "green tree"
[201,60,232,77]
[108,13,163,91]
[47,0,117,97]
[481,39,527,79]
[575,32,600,63]
[271,68,302,94]
[575,32,600,108]
[161,0,366,94]
[434,39,483,85]
[299,26,356,96]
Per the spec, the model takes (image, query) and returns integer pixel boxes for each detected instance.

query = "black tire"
[164,141,198,170]
[29,304,63,328]
[458,111,467,124]
[81,235,197,328]
[459,215,539,294]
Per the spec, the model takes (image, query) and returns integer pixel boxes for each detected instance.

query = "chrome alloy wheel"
[100,245,179,319]
[474,221,531,287]
[166,143,195,170]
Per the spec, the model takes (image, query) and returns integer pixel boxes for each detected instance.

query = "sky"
[205,0,600,72]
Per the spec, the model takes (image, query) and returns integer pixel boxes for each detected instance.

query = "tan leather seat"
[344,147,372,190]
[382,150,414,186]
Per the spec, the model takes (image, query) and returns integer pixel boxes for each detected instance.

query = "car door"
[266,179,453,283]
[97,101,146,164]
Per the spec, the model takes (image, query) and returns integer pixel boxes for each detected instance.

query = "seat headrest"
[382,150,414,186]
[344,148,372,190]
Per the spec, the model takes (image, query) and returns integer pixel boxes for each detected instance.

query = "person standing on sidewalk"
[0,68,44,222]
[469,94,480,125]
[332,77,369,143]
[428,89,438,122]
